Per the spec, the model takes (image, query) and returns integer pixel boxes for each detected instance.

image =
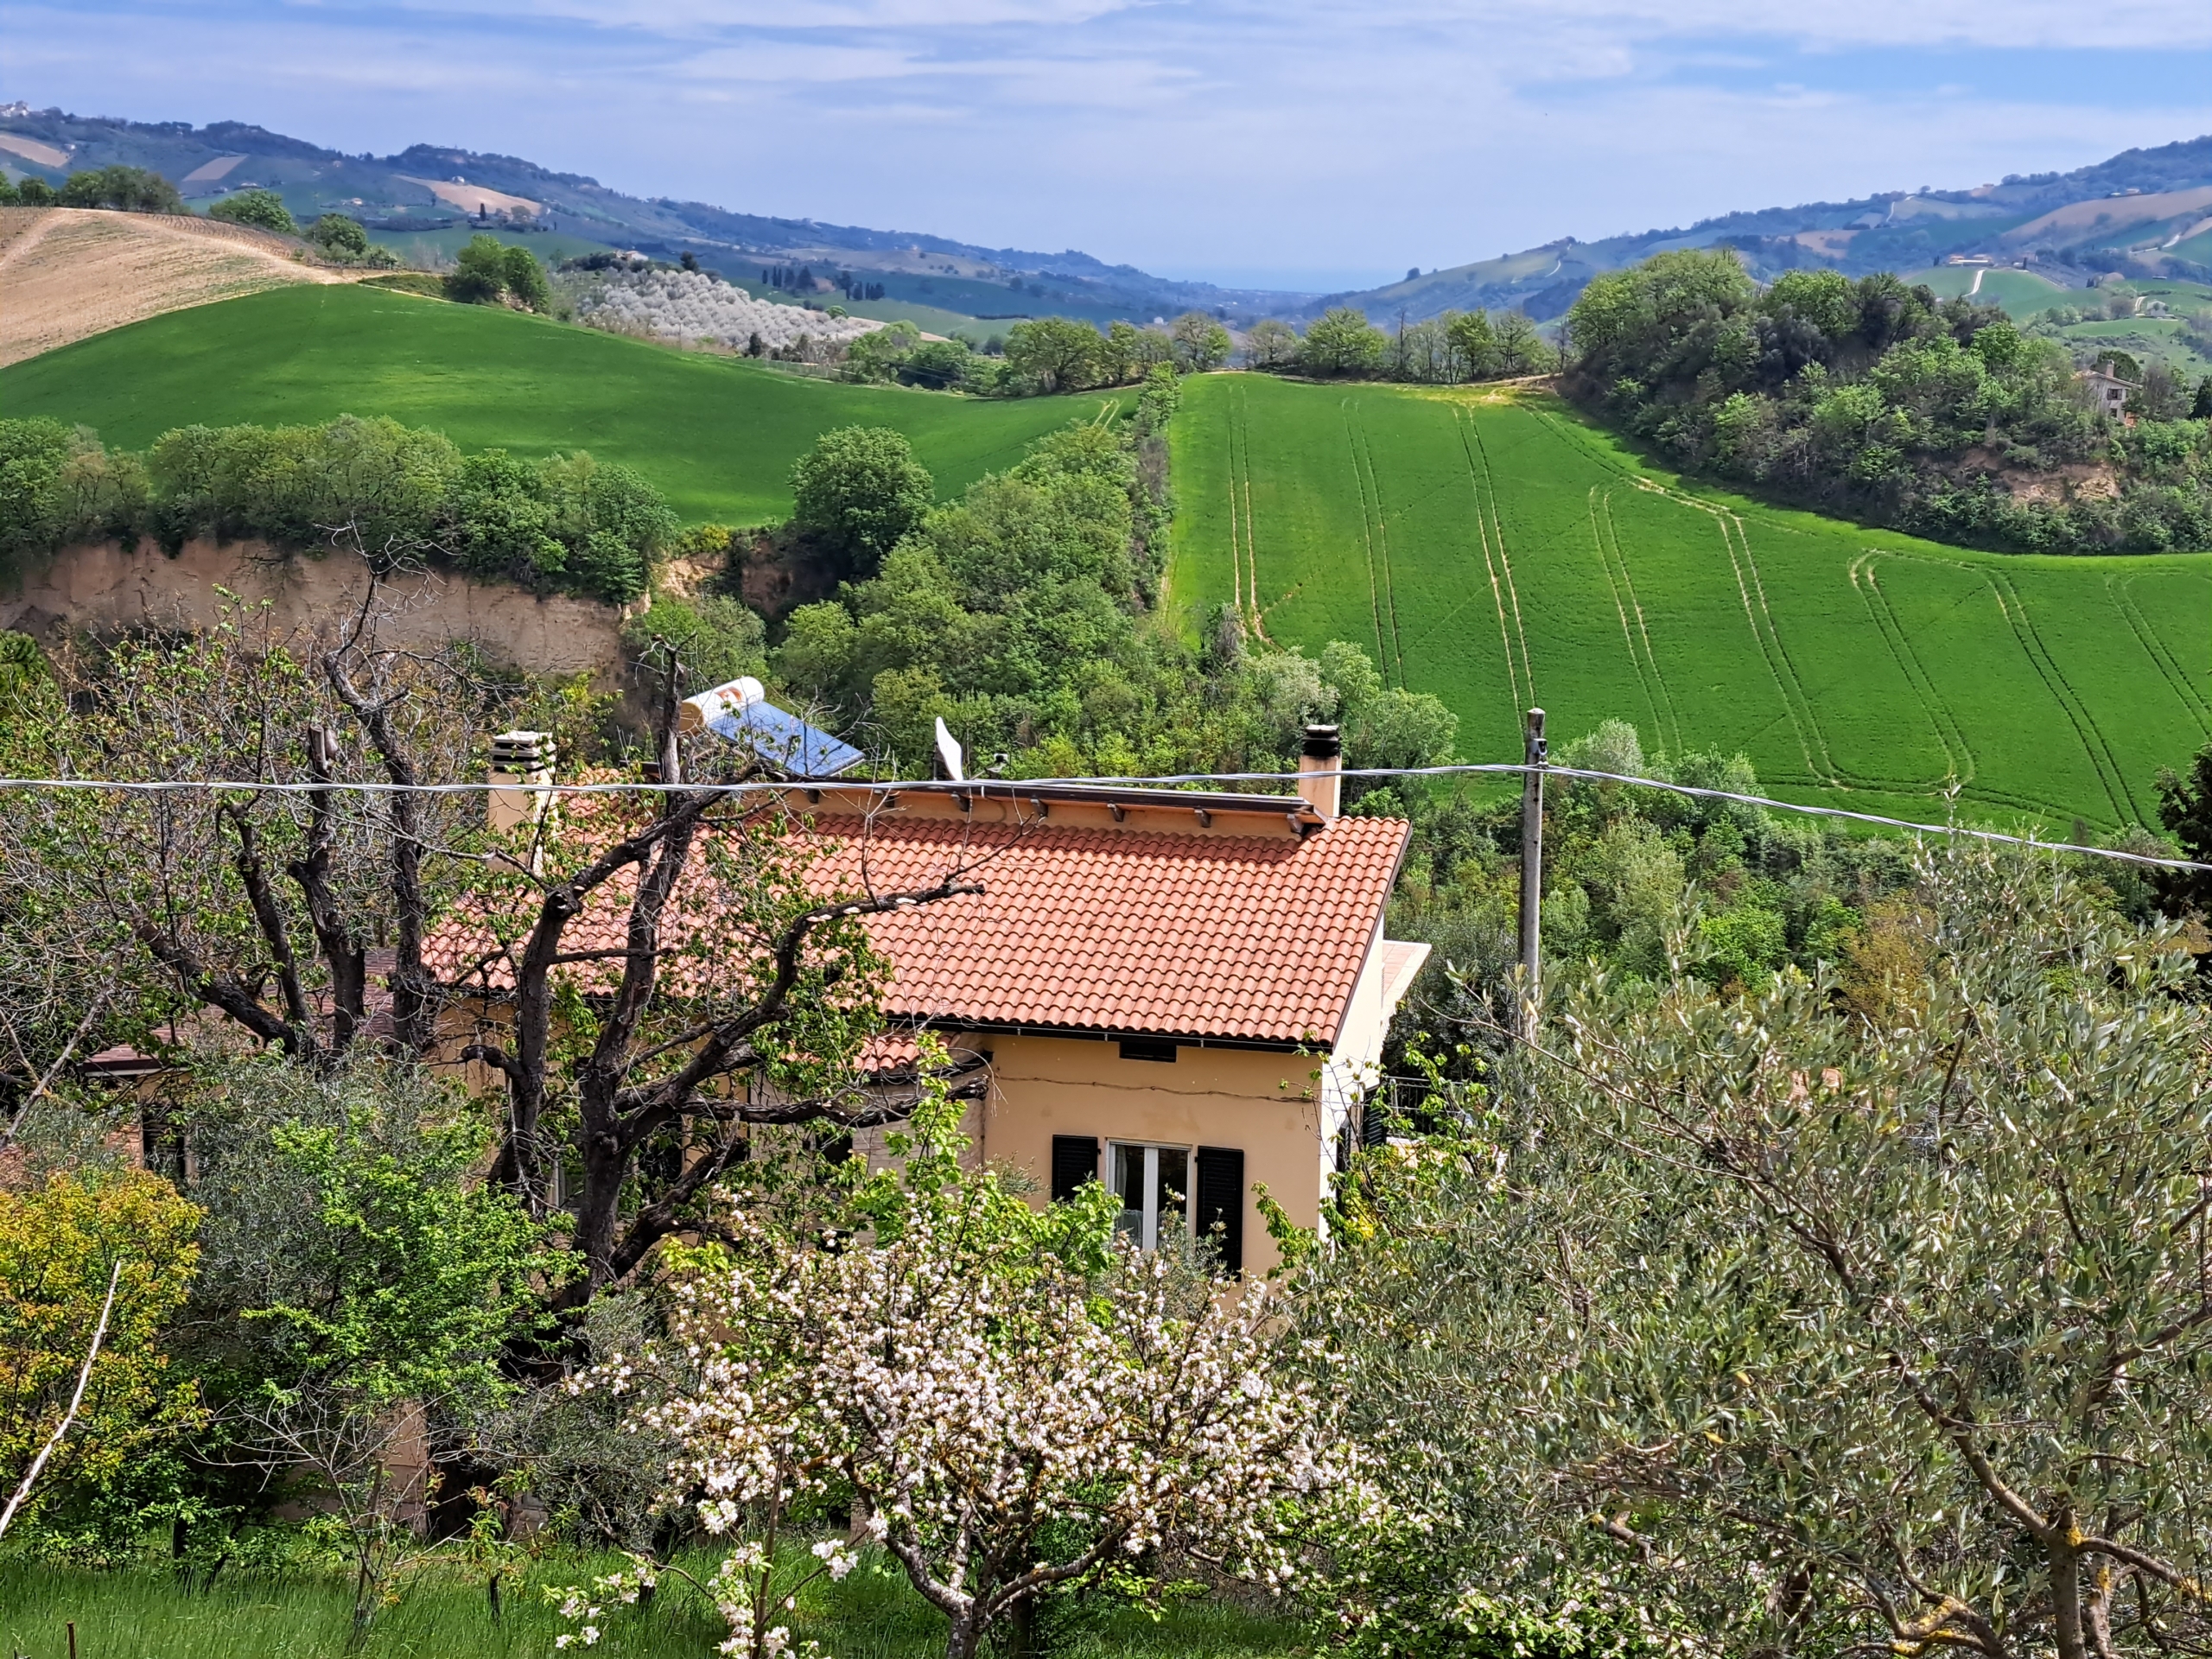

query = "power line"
[0,761,2202,874]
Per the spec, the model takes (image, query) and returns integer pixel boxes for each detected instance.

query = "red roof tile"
[427,811,1408,1047]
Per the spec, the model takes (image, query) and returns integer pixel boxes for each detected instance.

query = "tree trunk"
[2049,1531,2088,1659]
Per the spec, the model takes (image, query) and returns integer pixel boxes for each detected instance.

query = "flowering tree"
[575,1071,1341,1659]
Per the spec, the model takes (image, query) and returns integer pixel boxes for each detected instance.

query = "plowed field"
[0,207,346,366]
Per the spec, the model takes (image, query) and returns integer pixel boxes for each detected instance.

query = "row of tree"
[0,415,672,604]
[1243,304,1553,383]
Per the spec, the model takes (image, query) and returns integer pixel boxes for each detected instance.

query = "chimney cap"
[491,729,556,768]
[1301,723,1341,760]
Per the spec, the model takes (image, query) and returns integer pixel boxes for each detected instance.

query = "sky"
[8,0,2212,291]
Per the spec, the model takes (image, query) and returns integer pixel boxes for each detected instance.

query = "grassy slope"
[0,284,1129,524]
[1168,373,2210,832]
[0,1553,1299,1659]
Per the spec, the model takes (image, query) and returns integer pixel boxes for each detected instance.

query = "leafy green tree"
[11,176,57,207]
[0,418,149,573]
[57,165,182,214]
[789,425,934,577]
[1169,310,1232,372]
[1300,307,1387,376]
[2193,375,2212,419]
[306,213,371,257]
[1002,316,1104,393]
[902,339,976,391]
[1491,309,1546,375]
[206,188,296,235]
[843,320,921,382]
[1243,318,1300,370]
[1099,318,1172,384]
[175,1054,566,1632]
[500,244,550,311]
[1444,308,1497,379]
[444,233,511,304]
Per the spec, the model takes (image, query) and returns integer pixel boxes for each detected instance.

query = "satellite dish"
[934,717,964,783]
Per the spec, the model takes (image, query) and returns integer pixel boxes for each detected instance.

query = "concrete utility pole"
[1518,707,1546,1036]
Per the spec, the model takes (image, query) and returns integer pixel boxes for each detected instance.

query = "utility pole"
[1518,707,1546,1037]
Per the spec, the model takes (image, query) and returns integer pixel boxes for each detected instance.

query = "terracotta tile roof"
[426,811,1409,1048]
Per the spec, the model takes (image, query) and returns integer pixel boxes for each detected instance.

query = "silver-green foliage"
[1306,846,2212,1656]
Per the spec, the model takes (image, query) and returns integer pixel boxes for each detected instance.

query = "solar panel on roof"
[704,701,866,779]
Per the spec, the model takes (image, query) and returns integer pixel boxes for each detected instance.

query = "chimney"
[487,730,557,838]
[1298,724,1341,820]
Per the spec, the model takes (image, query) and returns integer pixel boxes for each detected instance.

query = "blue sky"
[8,0,2210,290]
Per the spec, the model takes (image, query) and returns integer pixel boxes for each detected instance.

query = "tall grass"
[0,1548,1304,1659]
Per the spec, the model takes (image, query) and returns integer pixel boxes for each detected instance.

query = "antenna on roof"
[933,717,965,784]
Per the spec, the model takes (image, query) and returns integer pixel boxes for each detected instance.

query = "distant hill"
[0,105,1307,329]
[1321,135,2212,325]
[3,102,2208,334]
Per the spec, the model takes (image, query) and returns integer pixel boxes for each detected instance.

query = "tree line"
[1567,250,2212,553]
[0,415,674,605]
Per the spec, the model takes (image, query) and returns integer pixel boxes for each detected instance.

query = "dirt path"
[0,207,355,367]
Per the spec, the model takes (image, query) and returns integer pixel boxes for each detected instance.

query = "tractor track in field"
[1638,479,1840,786]
[2109,571,2212,734]
[1451,413,1527,718]
[1587,486,1682,754]
[1221,391,1264,635]
[1341,406,1400,684]
[1465,417,1536,712]
[1848,554,1976,789]
[1982,567,2141,824]
[1355,418,1410,685]
[1906,552,2135,824]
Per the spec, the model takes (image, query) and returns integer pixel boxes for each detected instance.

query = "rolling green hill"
[0,283,1128,524]
[1167,373,2211,832]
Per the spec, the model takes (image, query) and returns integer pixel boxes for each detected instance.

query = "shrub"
[206,188,296,235]
[304,213,369,257]
[444,233,510,304]
[0,1170,203,1538]
[500,245,550,312]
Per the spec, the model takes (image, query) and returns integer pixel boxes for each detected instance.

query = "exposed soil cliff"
[2,539,627,679]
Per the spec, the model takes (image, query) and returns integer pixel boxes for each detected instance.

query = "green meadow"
[0,284,1128,524]
[1167,373,2210,832]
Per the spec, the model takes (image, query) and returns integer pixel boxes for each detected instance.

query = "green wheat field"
[0,284,1128,526]
[1168,373,2211,832]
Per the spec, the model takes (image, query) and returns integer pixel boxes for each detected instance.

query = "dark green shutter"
[1194,1146,1245,1274]
[1050,1135,1100,1203]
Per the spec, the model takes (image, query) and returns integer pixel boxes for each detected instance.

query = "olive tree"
[1301,845,2212,1657]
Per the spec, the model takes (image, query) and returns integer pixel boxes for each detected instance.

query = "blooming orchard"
[575,270,879,353]
[573,1084,1349,1659]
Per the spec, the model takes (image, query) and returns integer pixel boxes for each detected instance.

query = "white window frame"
[1107,1140,1194,1251]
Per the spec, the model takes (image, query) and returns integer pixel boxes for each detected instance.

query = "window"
[1109,1141,1191,1249]
[1117,1036,1178,1063]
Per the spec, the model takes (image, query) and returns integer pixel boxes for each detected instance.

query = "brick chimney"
[487,730,557,838]
[1298,724,1341,820]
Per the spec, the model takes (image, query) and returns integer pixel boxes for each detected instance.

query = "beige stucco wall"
[3,538,627,681]
[938,1033,1330,1278]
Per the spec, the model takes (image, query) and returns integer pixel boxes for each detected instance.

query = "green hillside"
[0,284,1128,524]
[1903,265,2071,315]
[1167,374,2211,833]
